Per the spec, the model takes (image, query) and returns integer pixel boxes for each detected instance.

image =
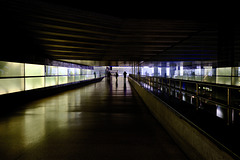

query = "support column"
[137,63,140,81]
[132,62,134,75]
[133,62,135,76]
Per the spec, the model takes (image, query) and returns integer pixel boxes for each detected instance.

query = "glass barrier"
[0,78,24,95]
[76,68,80,75]
[74,76,80,82]
[58,67,68,75]
[25,77,45,90]
[25,64,45,76]
[45,77,58,87]
[68,68,75,76]
[46,66,58,76]
[68,76,75,83]
[58,76,68,85]
[0,61,24,77]
[0,61,96,95]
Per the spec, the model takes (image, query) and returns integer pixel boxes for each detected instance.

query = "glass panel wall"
[58,67,68,75]
[25,64,45,76]
[0,61,24,77]
[25,77,44,90]
[46,66,58,76]
[45,77,58,87]
[138,61,240,86]
[0,78,24,94]
[0,61,95,95]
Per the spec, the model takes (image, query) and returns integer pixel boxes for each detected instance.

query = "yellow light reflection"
[37,31,111,41]
[38,37,112,46]
[35,23,114,36]
[44,44,103,51]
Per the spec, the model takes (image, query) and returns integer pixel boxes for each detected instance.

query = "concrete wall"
[129,77,235,160]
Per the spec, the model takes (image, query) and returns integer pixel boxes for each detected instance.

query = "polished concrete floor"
[0,77,187,160]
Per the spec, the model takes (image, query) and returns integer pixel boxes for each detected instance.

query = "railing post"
[227,88,231,125]
[169,79,171,95]
[179,80,182,100]
[196,83,199,110]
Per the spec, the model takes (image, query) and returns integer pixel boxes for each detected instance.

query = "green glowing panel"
[25,77,44,90]
[68,76,75,83]
[202,76,216,83]
[46,66,58,76]
[216,77,231,85]
[76,69,80,75]
[68,68,75,75]
[86,75,94,80]
[80,75,85,80]
[232,77,240,86]
[216,67,231,76]
[86,69,93,75]
[0,61,24,77]
[25,64,45,76]
[0,78,24,95]
[58,67,68,75]
[81,69,87,75]
[58,76,68,84]
[45,77,58,87]
[75,76,80,82]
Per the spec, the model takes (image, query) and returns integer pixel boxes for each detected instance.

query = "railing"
[130,74,240,125]
[130,74,240,159]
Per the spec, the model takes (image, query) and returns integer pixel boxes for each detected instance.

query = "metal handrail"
[129,75,240,160]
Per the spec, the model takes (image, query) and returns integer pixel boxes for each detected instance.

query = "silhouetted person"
[107,71,111,81]
[115,72,118,80]
[94,72,96,78]
[123,71,127,78]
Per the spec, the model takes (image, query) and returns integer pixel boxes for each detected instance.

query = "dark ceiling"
[1,0,239,66]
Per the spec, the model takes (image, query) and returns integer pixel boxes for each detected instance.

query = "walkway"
[0,77,187,160]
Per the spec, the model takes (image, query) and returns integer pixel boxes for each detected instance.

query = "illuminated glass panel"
[180,66,183,76]
[166,67,170,77]
[68,76,74,83]
[25,64,45,76]
[232,77,240,86]
[46,66,58,76]
[85,75,94,80]
[142,66,154,76]
[80,75,85,80]
[0,78,24,95]
[203,66,213,76]
[68,68,75,75]
[75,68,80,75]
[81,69,87,75]
[158,67,162,76]
[0,61,24,77]
[25,77,44,90]
[216,67,231,76]
[58,67,68,75]
[58,76,68,84]
[45,77,58,87]
[88,69,93,75]
[216,77,231,85]
[75,76,80,82]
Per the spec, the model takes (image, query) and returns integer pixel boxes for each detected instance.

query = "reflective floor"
[0,77,187,160]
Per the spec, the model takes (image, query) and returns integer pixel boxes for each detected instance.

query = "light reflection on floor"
[0,77,187,160]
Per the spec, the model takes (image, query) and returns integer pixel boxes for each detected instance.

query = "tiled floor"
[0,77,187,160]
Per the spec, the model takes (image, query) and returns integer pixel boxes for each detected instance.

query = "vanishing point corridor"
[0,77,187,159]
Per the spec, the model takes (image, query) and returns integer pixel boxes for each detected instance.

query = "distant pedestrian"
[115,72,118,80]
[94,72,96,78]
[123,71,127,78]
